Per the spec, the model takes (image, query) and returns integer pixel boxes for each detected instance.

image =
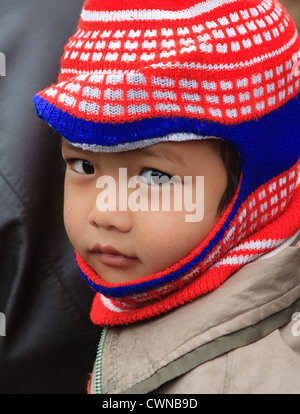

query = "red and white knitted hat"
[34,0,300,146]
[34,0,300,326]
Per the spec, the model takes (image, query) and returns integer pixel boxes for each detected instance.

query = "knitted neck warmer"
[33,0,300,326]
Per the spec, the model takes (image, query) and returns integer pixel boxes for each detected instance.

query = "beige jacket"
[90,241,300,394]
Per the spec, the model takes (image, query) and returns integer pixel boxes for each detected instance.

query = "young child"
[34,0,300,394]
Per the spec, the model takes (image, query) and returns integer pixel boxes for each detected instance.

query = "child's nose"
[88,199,132,233]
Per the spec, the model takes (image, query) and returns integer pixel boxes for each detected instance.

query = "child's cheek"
[63,203,74,242]
[63,188,80,245]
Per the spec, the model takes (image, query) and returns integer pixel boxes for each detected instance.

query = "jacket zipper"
[94,326,108,394]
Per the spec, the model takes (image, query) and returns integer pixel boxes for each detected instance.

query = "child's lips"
[90,244,138,268]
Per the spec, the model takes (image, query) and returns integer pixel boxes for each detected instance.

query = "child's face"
[62,139,227,284]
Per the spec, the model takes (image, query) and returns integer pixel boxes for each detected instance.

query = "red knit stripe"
[36,0,300,125]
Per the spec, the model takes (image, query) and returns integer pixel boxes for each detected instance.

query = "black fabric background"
[0,0,100,394]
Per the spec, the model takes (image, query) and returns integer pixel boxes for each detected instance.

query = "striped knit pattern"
[33,0,300,326]
[34,0,300,143]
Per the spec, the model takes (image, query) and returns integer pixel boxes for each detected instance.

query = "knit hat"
[34,0,300,326]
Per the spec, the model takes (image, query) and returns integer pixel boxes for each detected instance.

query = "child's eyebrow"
[137,146,186,166]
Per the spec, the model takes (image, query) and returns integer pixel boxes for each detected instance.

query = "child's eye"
[67,159,95,175]
[140,168,173,185]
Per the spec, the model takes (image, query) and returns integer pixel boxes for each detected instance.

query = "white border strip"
[81,0,240,22]
[68,133,222,152]
[213,230,300,269]
[256,230,300,261]
[233,238,285,252]
[100,294,128,313]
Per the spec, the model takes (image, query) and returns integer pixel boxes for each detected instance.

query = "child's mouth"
[91,244,138,268]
